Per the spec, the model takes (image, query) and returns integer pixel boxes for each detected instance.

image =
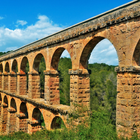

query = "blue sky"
[0,0,132,65]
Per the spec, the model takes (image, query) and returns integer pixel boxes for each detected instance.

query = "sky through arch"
[60,39,118,66]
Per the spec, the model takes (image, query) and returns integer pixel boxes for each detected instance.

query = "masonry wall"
[0,1,140,138]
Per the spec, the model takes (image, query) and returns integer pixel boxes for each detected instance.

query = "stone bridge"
[0,0,140,138]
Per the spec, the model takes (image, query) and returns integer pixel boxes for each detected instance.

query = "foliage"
[58,57,72,105]
[0,56,140,139]
[1,109,139,140]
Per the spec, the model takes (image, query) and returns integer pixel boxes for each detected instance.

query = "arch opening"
[12,60,18,73]
[9,98,17,133]
[79,38,118,125]
[20,57,29,95]
[132,39,140,66]
[4,62,10,91]
[11,59,18,93]
[2,96,8,133]
[0,64,3,89]
[0,93,1,106]
[19,102,28,132]
[32,108,45,133]
[51,116,65,129]
[51,48,72,105]
[0,63,3,73]
[5,62,9,73]
[33,53,46,98]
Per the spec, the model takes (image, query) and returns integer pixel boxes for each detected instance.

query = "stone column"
[7,108,17,133]
[17,72,27,95]
[15,113,20,132]
[0,101,2,134]
[6,108,10,134]
[9,72,17,94]
[116,66,140,138]
[16,113,28,132]
[28,72,40,99]
[1,103,8,134]
[69,69,90,111]
[1,74,4,90]
[4,73,9,91]
[44,70,60,105]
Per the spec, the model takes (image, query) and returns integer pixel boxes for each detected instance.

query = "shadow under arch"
[82,37,118,125]
[19,102,28,132]
[33,53,46,98]
[9,98,17,133]
[33,53,46,72]
[79,37,118,69]
[11,59,18,93]
[132,39,140,66]
[20,56,29,95]
[50,47,72,105]
[32,108,45,133]
[12,59,18,73]
[51,47,71,70]
[4,62,10,91]
[0,93,1,105]
[5,62,10,73]
[0,63,3,89]
[2,96,8,133]
[51,116,65,129]
[0,63,3,73]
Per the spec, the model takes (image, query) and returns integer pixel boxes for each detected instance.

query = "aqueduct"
[0,0,140,138]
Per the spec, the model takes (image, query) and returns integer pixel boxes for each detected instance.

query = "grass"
[0,110,139,140]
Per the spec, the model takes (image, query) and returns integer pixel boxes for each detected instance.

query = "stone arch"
[132,39,140,66]
[2,95,8,133]
[11,59,18,93]
[32,53,46,98]
[9,98,17,133]
[12,59,18,73]
[47,47,72,105]
[10,98,17,110]
[51,116,65,129]
[0,93,2,105]
[71,36,118,109]
[79,36,116,69]
[5,62,10,73]
[0,63,3,73]
[32,108,43,133]
[4,62,10,91]
[51,47,71,70]
[19,56,29,95]
[20,56,29,74]
[19,102,28,132]
[33,53,46,72]
[0,63,3,89]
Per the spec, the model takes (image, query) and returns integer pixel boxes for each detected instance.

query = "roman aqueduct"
[0,0,140,138]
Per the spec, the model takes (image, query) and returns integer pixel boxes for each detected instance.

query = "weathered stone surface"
[0,0,140,138]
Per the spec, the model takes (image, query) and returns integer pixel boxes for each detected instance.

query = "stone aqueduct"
[0,0,140,138]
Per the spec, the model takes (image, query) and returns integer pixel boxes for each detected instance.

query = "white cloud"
[0,15,63,52]
[0,16,4,20]
[88,39,118,65]
[60,39,118,66]
[0,15,118,65]
[61,50,70,58]
[16,20,27,26]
